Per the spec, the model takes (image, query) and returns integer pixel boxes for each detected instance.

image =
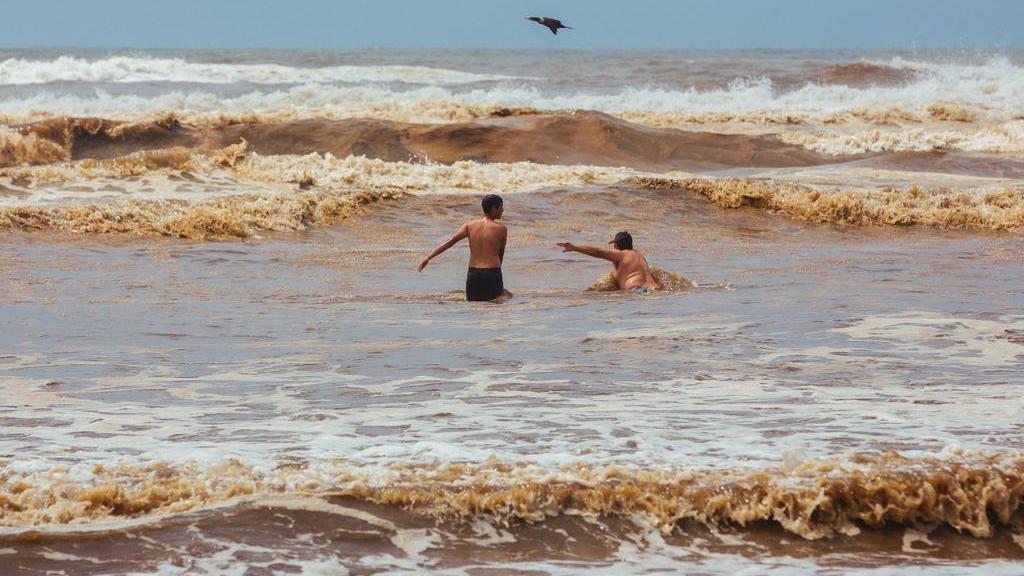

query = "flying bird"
[526,16,572,35]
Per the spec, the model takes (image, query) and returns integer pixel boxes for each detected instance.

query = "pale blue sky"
[4,0,1022,51]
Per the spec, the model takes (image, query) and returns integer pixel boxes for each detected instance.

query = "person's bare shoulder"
[481,219,505,233]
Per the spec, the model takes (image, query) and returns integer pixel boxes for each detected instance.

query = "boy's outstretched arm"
[419,223,469,271]
[557,242,622,264]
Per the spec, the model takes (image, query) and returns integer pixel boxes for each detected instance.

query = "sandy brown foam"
[0,460,262,526]
[0,127,68,166]
[0,152,645,238]
[586,267,697,291]
[631,177,1024,231]
[3,99,993,135]
[357,453,1024,540]
[2,453,1022,540]
[783,120,1024,155]
[6,162,1022,238]
[926,103,980,123]
[0,188,407,240]
[54,140,251,180]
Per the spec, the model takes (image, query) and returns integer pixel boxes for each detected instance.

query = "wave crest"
[2,452,1022,540]
[5,112,833,172]
[0,55,516,86]
[0,187,407,240]
[631,177,1024,231]
[0,127,67,166]
[3,57,1024,129]
[780,120,1024,154]
[815,61,917,87]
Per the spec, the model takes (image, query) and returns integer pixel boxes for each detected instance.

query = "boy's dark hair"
[613,231,633,250]
[481,194,503,214]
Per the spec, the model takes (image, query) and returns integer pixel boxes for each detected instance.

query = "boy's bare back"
[467,217,507,269]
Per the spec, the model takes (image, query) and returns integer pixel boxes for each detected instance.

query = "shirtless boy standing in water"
[557,231,660,292]
[418,194,512,302]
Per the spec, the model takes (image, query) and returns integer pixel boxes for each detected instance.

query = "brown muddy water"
[2,187,1023,574]
[1,48,1024,575]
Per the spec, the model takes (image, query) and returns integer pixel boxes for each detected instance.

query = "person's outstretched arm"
[557,242,622,264]
[419,223,470,271]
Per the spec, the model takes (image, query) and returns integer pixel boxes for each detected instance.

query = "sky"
[3,0,1022,51]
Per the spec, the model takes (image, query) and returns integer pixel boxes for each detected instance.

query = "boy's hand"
[556,242,575,253]
[417,258,429,272]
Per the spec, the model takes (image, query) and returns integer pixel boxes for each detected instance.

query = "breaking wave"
[780,120,1024,155]
[632,177,1024,231]
[0,188,407,240]
[814,61,918,87]
[0,152,639,237]
[0,126,67,166]
[2,113,1022,238]
[234,153,634,194]
[2,452,1022,541]
[3,112,834,171]
[1,57,1022,129]
[0,149,636,198]
[0,116,250,168]
[0,55,518,85]
[3,156,1022,238]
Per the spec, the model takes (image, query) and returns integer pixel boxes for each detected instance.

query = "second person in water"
[557,231,660,292]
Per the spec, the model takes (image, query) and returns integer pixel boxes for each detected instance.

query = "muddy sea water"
[1,49,1023,574]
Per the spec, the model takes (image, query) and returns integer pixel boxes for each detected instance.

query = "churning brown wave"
[4,113,1022,237]
[4,173,1021,238]
[632,177,1024,231]
[0,189,408,240]
[4,112,846,171]
[0,128,67,166]
[815,61,917,87]
[2,453,1022,540]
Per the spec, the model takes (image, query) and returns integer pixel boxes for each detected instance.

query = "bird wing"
[530,17,568,35]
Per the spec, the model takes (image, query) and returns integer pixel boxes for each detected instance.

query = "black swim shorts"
[466,267,504,302]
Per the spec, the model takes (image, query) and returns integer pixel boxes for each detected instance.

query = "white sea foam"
[0,57,1022,125]
[780,120,1024,154]
[0,55,518,85]
[0,155,648,206]
[1,308,1020,472]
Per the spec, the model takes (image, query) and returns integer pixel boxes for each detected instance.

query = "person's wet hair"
[613,230,633,250]
[481,194,503,215]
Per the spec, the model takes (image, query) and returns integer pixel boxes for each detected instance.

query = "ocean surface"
[1,48,1023,575]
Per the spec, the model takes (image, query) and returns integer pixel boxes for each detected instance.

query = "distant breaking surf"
[0,55,522,85]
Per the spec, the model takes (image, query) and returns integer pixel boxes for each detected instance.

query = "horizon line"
[2,45,1022,53]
